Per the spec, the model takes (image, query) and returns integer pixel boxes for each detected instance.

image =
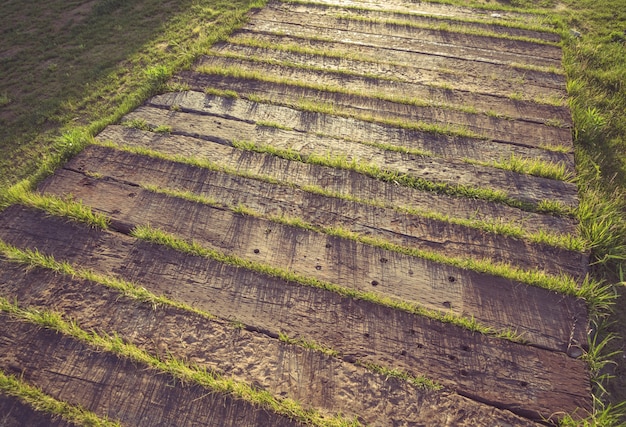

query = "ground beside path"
[0,0,592,425]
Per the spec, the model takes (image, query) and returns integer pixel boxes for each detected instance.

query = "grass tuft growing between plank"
[0,369,121,427]
[1,187,109,229]
[0,298,362,427]
[230,139,574,216]
[131,224,551,342]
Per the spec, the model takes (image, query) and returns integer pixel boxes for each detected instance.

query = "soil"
[0,0,593,425]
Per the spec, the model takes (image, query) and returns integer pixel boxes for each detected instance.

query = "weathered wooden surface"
[0,313,301,427]
[0,206,591,419]
[0,260,540,426]
[98,125,579,237]
[195,55,572,144]
[149,90,575,172]
[61,145,587,278]
[251,3,563,64]
[0,0,592,424]
[36,165,589,350]
[121,103,578,208]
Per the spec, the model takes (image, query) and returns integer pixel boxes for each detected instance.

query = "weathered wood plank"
[173,72,575,162]
[34,170,589,352]
[285,0,558,38]
[0,393,75,427]
[62,145,588,278]
[0,206,592,419]
[195,55,572,146]
[151,90,575,168]
[253,4,563,61]
[97,125,579,237]
[122,103,578,208]
[229,29,565,91]
[0,313,301,427]
[246,7,562,68]
[0,261,540,427]
[212,41,565,100]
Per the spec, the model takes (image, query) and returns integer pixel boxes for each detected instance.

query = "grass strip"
[279,0,561,36]
[0,369,121,427]
[1,185,109,229]
[230,139,574,217]
[140,183,589,301]
[202,50,567,108]
[100,141,587,251]
[0,297,361,427]
[0,238,444,395]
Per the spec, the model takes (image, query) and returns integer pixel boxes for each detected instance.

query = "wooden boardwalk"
[0,0,591,425]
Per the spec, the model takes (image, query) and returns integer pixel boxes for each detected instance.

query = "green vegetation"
[0,369,121,427]
[0,0,267,192]
[231,139,574,216]
[0,298,361,427]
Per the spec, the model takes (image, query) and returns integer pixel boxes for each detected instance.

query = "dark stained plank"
[0,261,540,427]
[0,313,302,427]
[35,172,589,352]
[0,205,592,420]
[97,124,579,237]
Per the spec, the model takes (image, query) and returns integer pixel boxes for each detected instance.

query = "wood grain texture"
[195,54,571,147]
[0,206,591,420]
[35,170,588,352]
[124,101,578,207]
[0,261,540,427]
[0,312,302,427]
[97,125,579,237]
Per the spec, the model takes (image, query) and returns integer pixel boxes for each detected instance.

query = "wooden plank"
[287,0,558,37]
[97,124,579,237]
[151,89,574,167]
[0,261,540,426]
[195,55,572,147]
[122,105,578,208]
[0,393,75,427]
[212,41,565,100]
[0,206,592,419]
[62,145,588,278]
[175,71,575,167]
[0,313,302,427]
[229,29,566,91]
[246,7,562,68]
[254,4,563,61]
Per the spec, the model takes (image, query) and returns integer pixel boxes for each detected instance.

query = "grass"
[0,0,268,192]
[0,369,122,427]
[231,139,574,216]
[0,297,361,427]
[109,140,588,251]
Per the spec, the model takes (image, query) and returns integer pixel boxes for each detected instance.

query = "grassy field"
[1,0,625,423]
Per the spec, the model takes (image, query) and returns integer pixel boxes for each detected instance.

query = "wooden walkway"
[0,0,591,425]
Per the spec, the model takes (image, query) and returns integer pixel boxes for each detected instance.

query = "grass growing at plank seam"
[0,369,121,427]
[0,238,445,395]
[0,298,361,427]
[102,140,586,251]
[139,183,592,301]
[230,139,574,217]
